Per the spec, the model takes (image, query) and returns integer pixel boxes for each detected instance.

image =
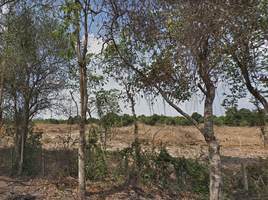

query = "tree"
[222,1,268,145]
[4,2,69,175]
[102,1,231,199]
[57,0,104,198]
[0,0,18,131]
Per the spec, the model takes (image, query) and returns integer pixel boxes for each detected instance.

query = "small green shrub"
[110,140,209,197]
[247,158,268,198]
[23,122,43,175]
[85,127,107,181]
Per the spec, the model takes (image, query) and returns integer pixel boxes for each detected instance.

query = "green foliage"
[165,117,176,126]
[33,118,60,124]
[145,114,160,126]
[59,119,68,124]
[23,122,43,175]
[138,114,193,126]
[173,157,209,195]
[95,89,122,120]
[56,0,82,59]
[68,116,80,125]
[101,112,121,127]
[214,116,225,126]
[111,140,209,197]
[174,116,192,126]
[191,112,204,123]
[137,115,146,124]
[122,114,134,126]
[246,158,268,197]
[221,107,265,127]
[87,117,100,125]
[85,127,107,181]
[57,187,70,195]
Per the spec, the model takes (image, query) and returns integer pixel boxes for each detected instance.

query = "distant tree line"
[32,107,267,127]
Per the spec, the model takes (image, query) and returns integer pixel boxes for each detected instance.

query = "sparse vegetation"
[1,0,268,199]
[1,123,267,199]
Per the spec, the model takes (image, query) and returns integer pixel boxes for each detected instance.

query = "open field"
[1,123,268,199]
[39,123,268,163]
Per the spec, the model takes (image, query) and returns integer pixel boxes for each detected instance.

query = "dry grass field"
[38,123,267,162]
[0,123,267,199]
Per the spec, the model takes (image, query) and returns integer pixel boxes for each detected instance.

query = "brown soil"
[0,123,267,199]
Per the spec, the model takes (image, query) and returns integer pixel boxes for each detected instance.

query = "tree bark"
[0,17,8,132]
[204,95,223,200]
[199,46,223,199]
[18,65,30,175]
[76,0,88,198]
[77,42,86,200]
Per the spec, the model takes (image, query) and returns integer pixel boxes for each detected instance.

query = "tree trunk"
[78,116,86,199]
[0,17,8,132]
[76,0,88,196]
[207,137,222,200]
[18,76,30,175]
[129,89,140,180]
[0,53,6,132]
[18,130,24,175]
[77,60,86,200]
[202,79,223,200]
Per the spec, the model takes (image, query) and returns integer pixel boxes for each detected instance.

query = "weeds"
[42,136,53,144]
[246,158,268,198]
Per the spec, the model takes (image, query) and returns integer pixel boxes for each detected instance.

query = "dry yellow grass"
[36,123,264,148]
[35,123,267,163]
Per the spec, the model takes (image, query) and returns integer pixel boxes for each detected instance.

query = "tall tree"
[221,1,268,145]
[58,0,104,198]
[102,1,231,199]
[5,2,69,175]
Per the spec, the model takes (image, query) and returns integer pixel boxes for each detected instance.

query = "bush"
[111,141,209,197]
[58,119,68,124]
[174,116,192,126]
[137,115,146,124]
[146,114,160,126]
[122,114,134,126]
[214,116,225,126]
[33,118,59,124]
[23,122,43,175]
[246,158,268,198]
[191,112,204,123]
[87,117,100,125]
[165,117,176,126]
[101,112,121,127]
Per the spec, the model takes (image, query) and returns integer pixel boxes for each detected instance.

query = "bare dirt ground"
[1,123,267,199]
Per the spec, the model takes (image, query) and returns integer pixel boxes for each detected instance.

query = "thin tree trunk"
[18,130,24,175]
[0,59,5,131]
[13,90,20,170]
[0,17,8,131]
[18,64,30,175]
[76,0,88,197]
[129,90,140,179]
[78,59,86,200]
[78,115,86,199]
